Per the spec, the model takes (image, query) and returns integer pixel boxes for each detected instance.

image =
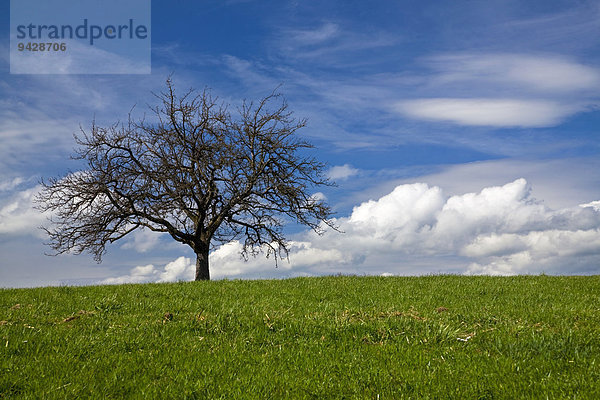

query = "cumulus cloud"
[332,178,600,275]
[104,178,600,283]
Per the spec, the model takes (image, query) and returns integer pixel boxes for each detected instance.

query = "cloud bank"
[104,178,600,283]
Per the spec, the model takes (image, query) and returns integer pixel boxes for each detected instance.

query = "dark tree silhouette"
[36,79,334,280]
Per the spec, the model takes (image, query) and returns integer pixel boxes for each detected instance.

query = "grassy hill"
[1,275,599,399]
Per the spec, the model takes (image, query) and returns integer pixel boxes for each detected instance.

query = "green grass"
[1,275,599,399]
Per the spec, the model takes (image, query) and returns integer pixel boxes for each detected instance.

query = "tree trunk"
[195,247,210,281]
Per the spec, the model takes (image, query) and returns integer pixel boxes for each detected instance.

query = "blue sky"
[1,0,600,287]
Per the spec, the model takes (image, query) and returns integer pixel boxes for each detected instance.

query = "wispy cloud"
[395,98,582,127]
[489,3,600,53]
[0,177,25,192]
[287,22,340,45]
[426,53,600,93]
[395,53,600,127]
[275,21,399,64]
[0,111,77,174]
[221,55,280,90]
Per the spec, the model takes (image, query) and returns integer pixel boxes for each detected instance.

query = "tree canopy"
[36,79,335,280]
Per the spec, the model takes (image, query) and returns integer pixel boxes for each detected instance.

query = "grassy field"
[1,275,599,399]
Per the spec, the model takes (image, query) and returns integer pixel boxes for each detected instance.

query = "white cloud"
[465,229,600,275]
[349,182,443,240]
[327,164,360,181]
[159,257,195,282]
[432,179,547,240]
[336,179,600,275]
[395,98,581,127]
[461,233,528,258]
[343,179,600,275]
[428,53,600,93]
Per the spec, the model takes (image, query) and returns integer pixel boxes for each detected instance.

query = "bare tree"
[36,79,334,280]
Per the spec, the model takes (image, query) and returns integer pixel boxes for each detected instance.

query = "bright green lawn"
[1,275,599,399]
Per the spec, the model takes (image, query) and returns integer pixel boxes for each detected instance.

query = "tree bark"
[195,247,210,281]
